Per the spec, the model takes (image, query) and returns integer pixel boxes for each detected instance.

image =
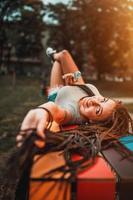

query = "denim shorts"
[48,91,58,102]
[47,86,61,102]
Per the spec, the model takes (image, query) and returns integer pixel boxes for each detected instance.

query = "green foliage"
[46,0,133,77]
[1,0,133,77]
[86,0,133,77]
[0,0,46,62]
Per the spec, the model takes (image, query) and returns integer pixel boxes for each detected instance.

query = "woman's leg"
[49,49,85,88]
[53,50,85,84]
[50,61,65,88]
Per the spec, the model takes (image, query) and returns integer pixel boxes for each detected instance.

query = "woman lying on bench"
[16,48,133,148]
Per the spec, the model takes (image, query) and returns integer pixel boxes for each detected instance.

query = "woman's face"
[79,96,116,121]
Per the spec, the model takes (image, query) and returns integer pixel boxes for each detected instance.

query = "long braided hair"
[0,85,133,200]
[77,84,133,139]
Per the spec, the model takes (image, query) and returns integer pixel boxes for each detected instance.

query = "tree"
[46,2,91,69]
[45,0,133,79]
[86,0,133,78]
[0,0,46,69]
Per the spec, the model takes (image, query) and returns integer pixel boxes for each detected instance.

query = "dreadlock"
[95,101,133,141]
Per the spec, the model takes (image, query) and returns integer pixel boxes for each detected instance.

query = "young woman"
[16,48,133,147]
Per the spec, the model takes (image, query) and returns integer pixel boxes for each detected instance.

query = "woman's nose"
[91,99,100,106]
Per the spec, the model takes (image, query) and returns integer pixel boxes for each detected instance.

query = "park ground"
[0,75,133,157]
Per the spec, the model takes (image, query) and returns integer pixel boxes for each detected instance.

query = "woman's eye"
[101,98,109,103]
[101,98,107,103]
[96,106,101,114]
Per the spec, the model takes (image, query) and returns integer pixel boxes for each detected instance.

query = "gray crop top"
[55,84,100,125]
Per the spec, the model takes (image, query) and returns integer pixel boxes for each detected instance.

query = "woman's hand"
[62,73,75,85]
[62,71,82,85]
[16,101,71,148]
[16,108,49,148]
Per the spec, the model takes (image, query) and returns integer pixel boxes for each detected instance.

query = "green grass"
[0,75,46,152]
[0,76,133,153]
[92,80,133,97]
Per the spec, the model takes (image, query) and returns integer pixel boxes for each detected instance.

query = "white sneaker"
[46,47,56,62]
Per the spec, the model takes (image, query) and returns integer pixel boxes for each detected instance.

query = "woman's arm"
[49,49,85,87]
[16,102,71,147]
[38,101,72,126]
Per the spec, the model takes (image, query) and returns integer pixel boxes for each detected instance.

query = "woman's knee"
[57,49,70,61]
[62,49,69,55]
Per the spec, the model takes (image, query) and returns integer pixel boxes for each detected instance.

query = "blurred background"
[0,0,133,155]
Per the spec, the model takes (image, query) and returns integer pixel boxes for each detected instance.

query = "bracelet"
[62,71,81,83]
[36,107,53,129]
[73,71,81,81]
